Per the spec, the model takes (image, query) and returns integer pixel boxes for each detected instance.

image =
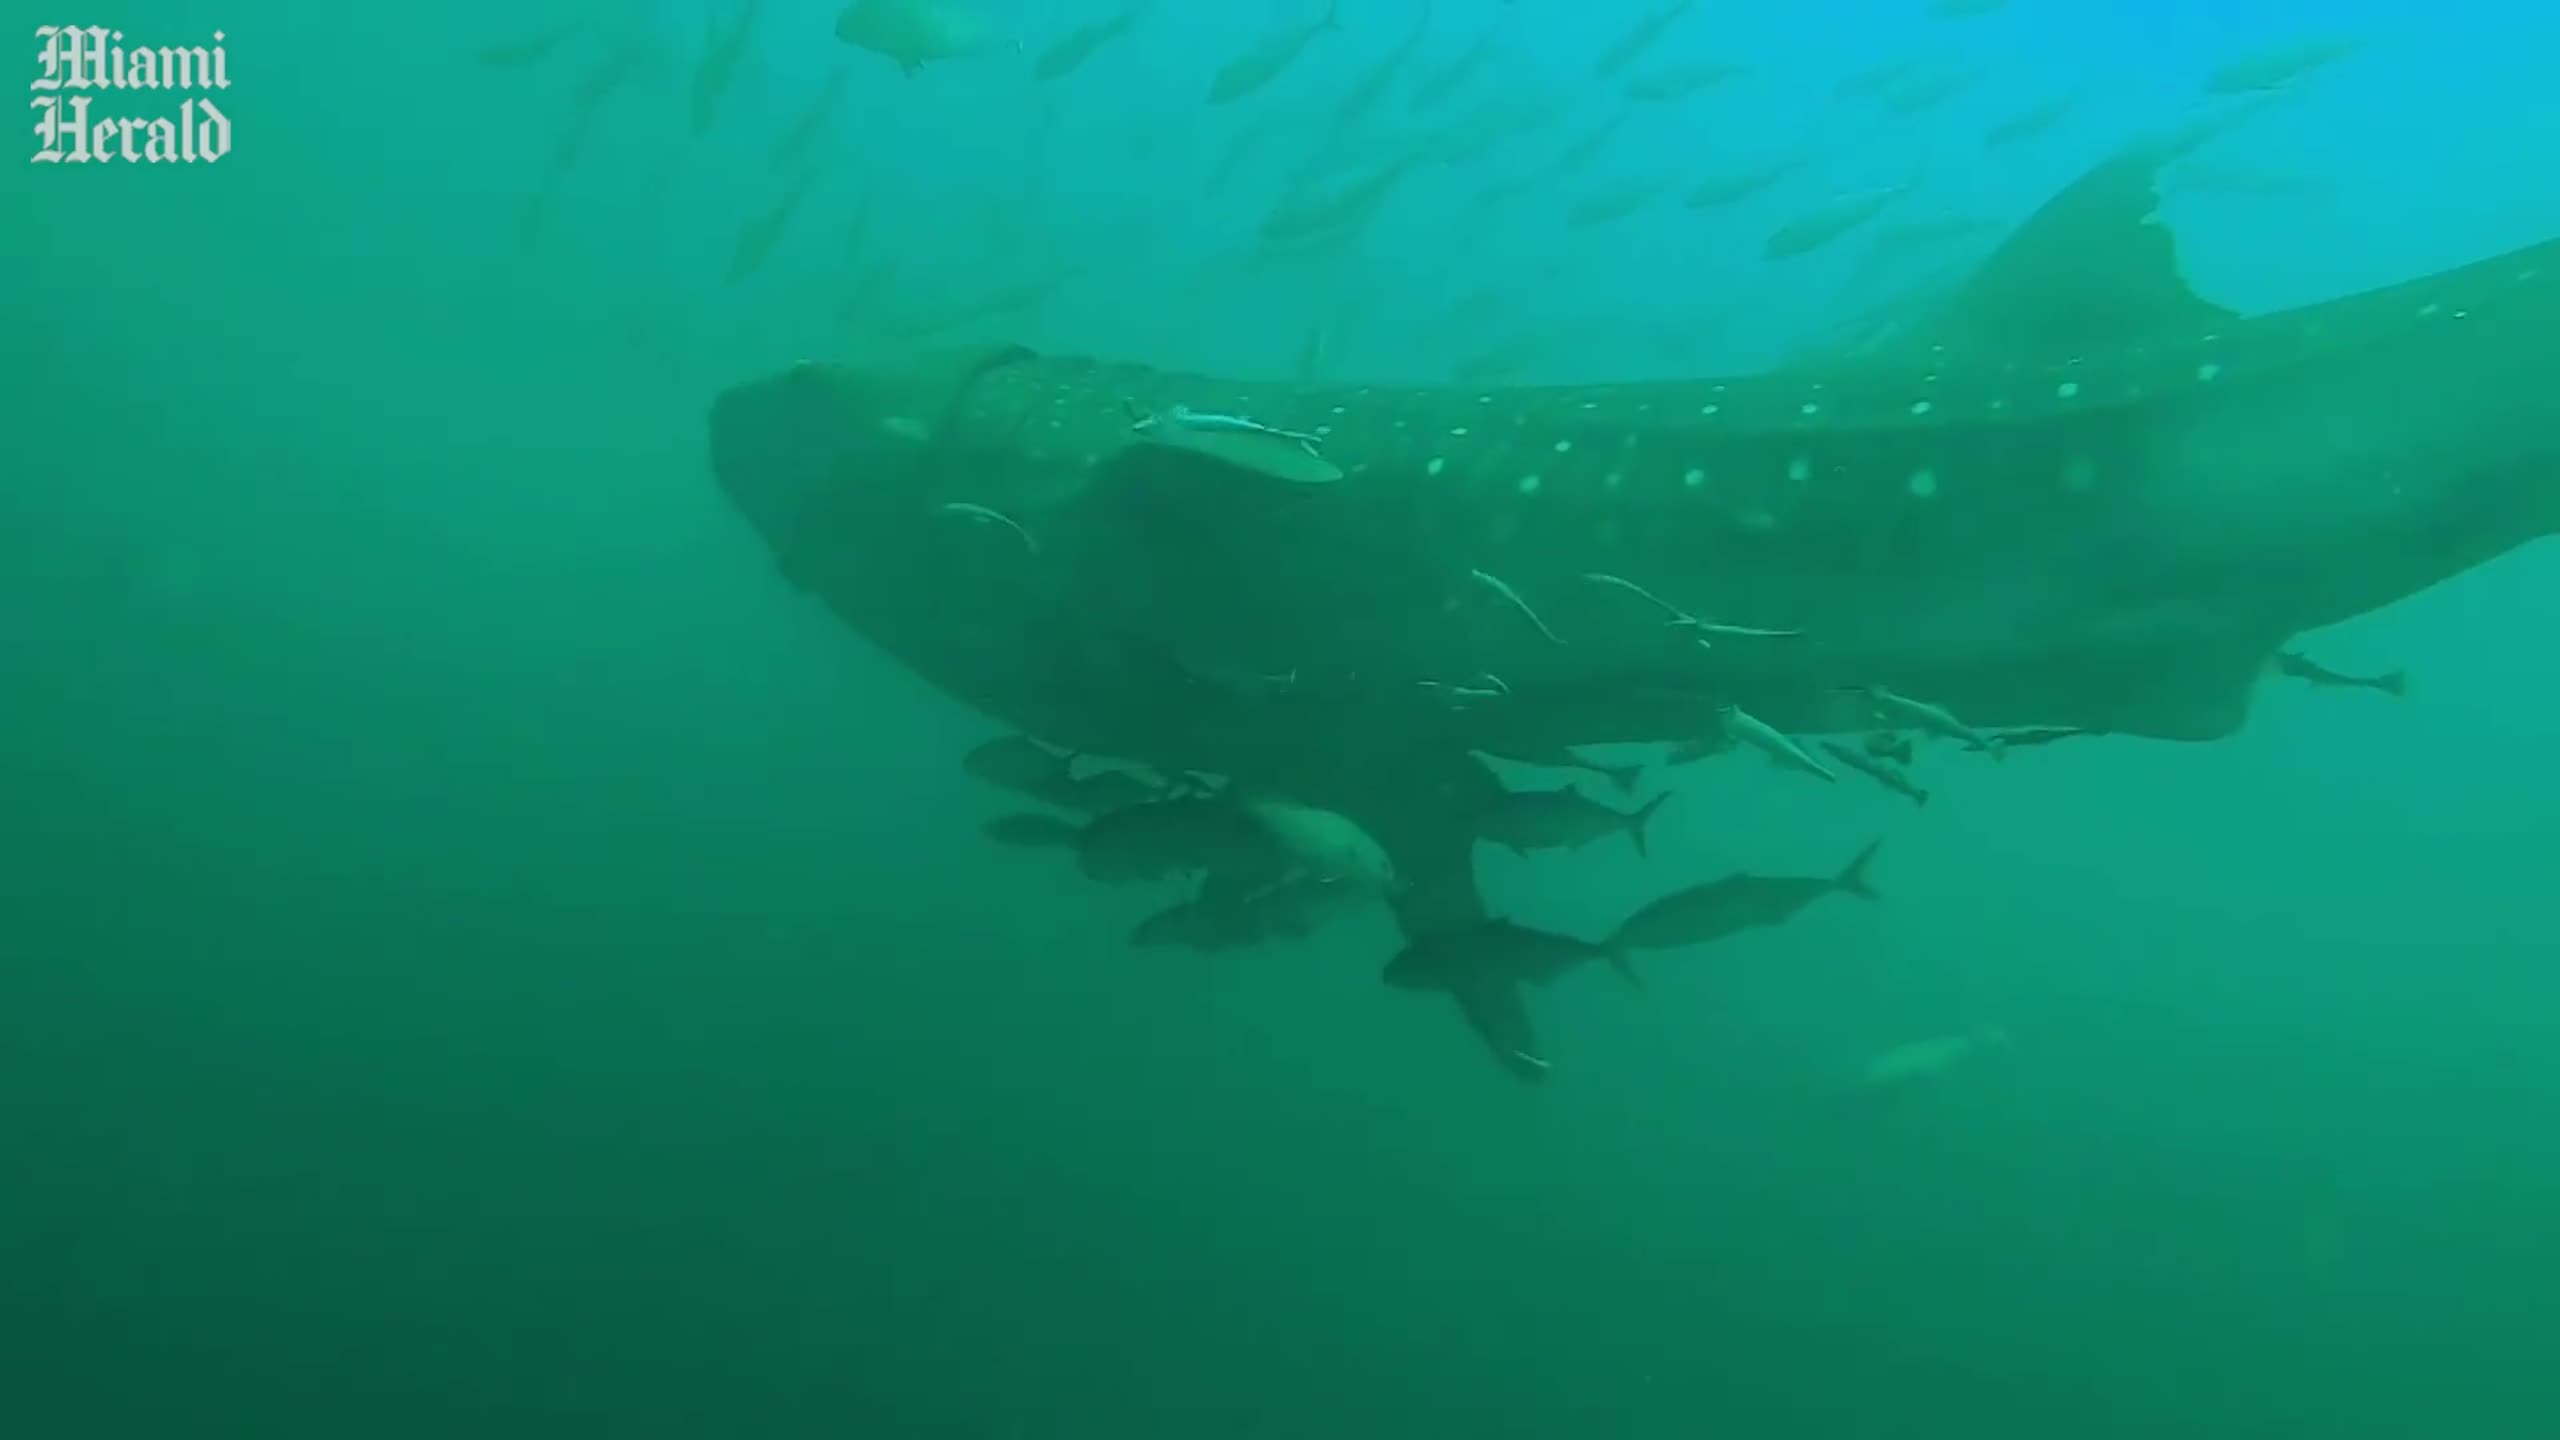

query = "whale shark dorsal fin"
[1907,144,2239,364]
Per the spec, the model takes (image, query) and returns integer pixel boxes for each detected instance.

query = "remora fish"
[964,735,1166,812]
[2273,650,2406,697]
[1721,705,1837,782]
[711,131,2560,1081]
[1817,739,1928,807]
[1846,685,1999,755]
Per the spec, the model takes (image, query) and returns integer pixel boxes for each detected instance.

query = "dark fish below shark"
[708,130,2560,1082]
[1385,920,1635,1081]
[1608,841,1881,954]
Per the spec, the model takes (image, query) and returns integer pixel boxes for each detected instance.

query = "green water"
[8,1,2560,1434]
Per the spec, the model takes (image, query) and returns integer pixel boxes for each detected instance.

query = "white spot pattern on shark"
[922,230,2560,564]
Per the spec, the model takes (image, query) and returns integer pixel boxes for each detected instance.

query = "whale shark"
[708,139,2560,1081]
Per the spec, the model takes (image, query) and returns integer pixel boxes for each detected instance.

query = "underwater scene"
[11,0,2560,1434]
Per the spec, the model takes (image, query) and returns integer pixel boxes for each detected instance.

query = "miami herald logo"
[33,25,232,162]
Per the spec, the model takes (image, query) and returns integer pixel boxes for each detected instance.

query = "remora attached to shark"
[709,135,2560,1080]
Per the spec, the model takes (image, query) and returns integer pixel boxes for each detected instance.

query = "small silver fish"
[1128,402,1344,484]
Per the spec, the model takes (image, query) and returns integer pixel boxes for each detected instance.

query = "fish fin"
[2096,638,2274,739]
[1625,791,1670,859]
[2376,670,2409,698]
[1121,427,1343,486]
[1363,758,1499,938]
[1910,787,1930,809]
[1834,839,1883,900]
[1946,634,2272,740]
[1298,747,1554,1082]
[1452,978,1552,1083]
[1603,762,1643,794]
[1902,143,2238,365]
[1069,443,1434,652]
[1607,948,1643,989]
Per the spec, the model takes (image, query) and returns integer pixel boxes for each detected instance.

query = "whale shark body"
[708,142,2560,1079]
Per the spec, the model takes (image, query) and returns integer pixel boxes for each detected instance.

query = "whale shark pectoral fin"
[1126,429,1344,485]
[1928,631,2280,741]
[1452,978,1551,1085]
[1385,827,1490,934]
[1341,749,1555,1084]
[2060,632,2281,740]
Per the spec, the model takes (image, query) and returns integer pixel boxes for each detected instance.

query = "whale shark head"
[708,359,922,587]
